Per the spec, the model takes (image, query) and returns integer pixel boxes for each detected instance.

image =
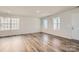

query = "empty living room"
[0,6,79,52]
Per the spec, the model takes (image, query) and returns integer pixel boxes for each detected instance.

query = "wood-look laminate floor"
[0,32,79,52]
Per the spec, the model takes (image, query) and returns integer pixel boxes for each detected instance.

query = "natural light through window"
[0,17,20,31]
[53,17,60,30]
[43,18,48,29]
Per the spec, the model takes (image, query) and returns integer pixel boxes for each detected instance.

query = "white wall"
[71,8,79,40]
[41,7,79,39]
[20,17,40,34]
[0,15,40,36]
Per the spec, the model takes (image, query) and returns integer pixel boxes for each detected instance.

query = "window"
[0,17,20,31]
[0,17,10,31]
[11,18,20,30]
[53,17,60,30]
[43,18,48,29]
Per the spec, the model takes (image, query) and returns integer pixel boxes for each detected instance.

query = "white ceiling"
[0,6,76,18]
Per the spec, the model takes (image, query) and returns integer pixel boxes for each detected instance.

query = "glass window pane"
[53,17,58,23]
[43,19,48,29]
[53,17,61,30]
[57,17,60,23]
[11,18,20,30]
[0,17,20,31]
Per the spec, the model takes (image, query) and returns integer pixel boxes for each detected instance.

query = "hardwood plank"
[0,32,79,52]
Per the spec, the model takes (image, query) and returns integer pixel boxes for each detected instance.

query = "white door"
[72,14,79,40]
